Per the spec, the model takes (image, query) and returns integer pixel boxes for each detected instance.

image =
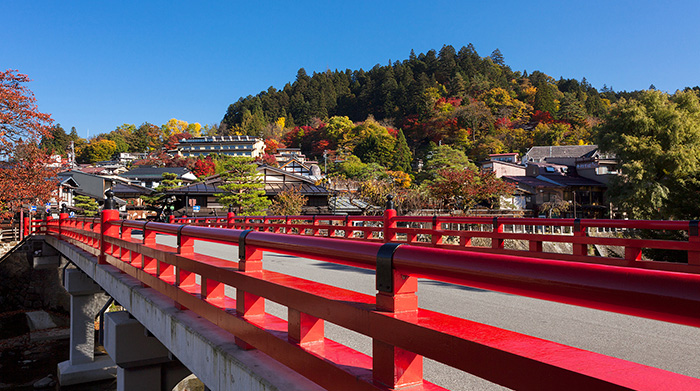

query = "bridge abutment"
[57,268,117,385]
[105,310,192,391]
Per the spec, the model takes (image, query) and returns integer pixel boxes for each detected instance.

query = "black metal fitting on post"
[376,242,402,293]
[238,229,254,260]
[492,216,499,228]
[176,224,187,248]
[690,220,699,236]
[385,194,395,210]
[228,204,234,214]
[103,189,116,210]
[574,218,581,232]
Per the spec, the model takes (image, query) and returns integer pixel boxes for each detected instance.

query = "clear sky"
[3,1,699,139]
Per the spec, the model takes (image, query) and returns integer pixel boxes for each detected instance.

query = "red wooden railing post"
[492,217,504,249]
[44,214,53,235]
[168,215,175,224]
[572,219,588,257]
[99,190,120,265]
[384,195,397,243]
[311,215,320,236]
[374,243,423,388]
[288,308,324,345]
[24,211,31,237]
[120,221,132,263]
[236,230,265,350]
[431,216,443,246]
[227,205,235,229]
[688,220,700,265]
[59,204,69,238]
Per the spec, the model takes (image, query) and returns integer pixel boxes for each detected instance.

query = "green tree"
[420,144,475,182]
[558,92,587,126]
[215,157,271,215]
[353,131,394,167]
[596,90,700,219]
[489,48,505,66]
[534,80,558,115]
[392,129,412,172]
[141,172,180,209]
[40,124,71,155]
[74,195,99,216]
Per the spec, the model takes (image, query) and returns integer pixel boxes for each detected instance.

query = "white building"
[174,136,265,158]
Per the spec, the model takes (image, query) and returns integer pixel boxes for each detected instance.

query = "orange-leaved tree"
[0,141,60,217]
[0,70,58,217]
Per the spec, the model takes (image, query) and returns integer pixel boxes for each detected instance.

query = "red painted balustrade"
[40,211,700,390]
[173,212,700,274]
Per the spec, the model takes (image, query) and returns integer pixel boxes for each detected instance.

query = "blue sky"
[3,1,699,139]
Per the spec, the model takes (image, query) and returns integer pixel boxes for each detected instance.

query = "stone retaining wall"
[0,242,70,313]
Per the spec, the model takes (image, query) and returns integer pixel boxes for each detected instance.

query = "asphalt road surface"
[153,235,700,390]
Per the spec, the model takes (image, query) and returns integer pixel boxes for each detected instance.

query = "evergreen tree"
[534,80,557,115]
[489,49,505,66]
[215,157,271,215]
[74,195,99,216]
[353,132,394,167]
[392,129,412,172]
[141,172,180,211]
[558,92,587,126]
[40,124,71,155]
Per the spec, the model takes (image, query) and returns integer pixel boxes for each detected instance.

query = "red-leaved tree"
[0,142,60,217]
[0,70,57,217]
[427,168,514,211]
[0,70,53,155]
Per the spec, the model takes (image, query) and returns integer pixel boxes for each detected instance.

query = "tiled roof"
[526,145,598,160]
[165,181,330,196]
[503,174,605,188]
[265,182,329,196]
[112,182,155,196]
[166,182,221,195]
[503,176,560,188]
[538,174,605,187]
[121,166,191,179]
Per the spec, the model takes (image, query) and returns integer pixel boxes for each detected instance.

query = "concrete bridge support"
[104,311,192,391]
[57,268,117,385]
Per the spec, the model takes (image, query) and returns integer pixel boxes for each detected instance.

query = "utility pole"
[323,150,328,176]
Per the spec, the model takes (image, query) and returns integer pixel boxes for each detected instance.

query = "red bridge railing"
[40,209,700,390]
[173,211,700,274]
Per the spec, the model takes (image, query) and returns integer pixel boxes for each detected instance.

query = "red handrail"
[173,211,700,274]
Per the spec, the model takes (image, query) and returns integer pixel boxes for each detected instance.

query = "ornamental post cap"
[104,189,116,210]
[385,194,395,210]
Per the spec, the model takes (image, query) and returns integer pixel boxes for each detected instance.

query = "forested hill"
[220,44,654,160]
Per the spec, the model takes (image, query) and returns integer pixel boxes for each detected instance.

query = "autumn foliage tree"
[0,142,60,217]
[0,70,53,155]
[0,70,57,217]
[426,168,514,211]
[268,185,307,216]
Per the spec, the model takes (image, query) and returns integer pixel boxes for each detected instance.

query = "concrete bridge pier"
[58,268,117,385]
[104,311,193,391]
